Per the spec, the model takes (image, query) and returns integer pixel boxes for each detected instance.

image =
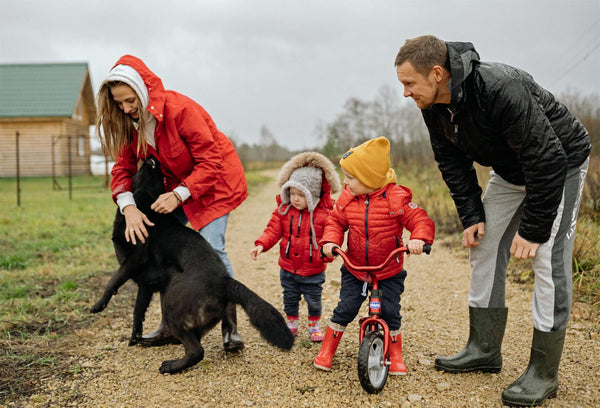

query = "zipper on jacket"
[448,107,459,143]
[285,216,293,258]
[364,196,370,266]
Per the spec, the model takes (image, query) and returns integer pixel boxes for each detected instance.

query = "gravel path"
[23,170,600,407]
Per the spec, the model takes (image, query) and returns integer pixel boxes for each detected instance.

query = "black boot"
[222,303,244,352]
[435,307,508,373]
[501,328,566,407]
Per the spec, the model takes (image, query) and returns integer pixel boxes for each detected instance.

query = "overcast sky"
[1,0,599,150]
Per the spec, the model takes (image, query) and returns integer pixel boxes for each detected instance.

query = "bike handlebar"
[331,243,431,273]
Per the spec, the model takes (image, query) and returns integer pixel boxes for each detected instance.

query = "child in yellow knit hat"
[314,136,435,375]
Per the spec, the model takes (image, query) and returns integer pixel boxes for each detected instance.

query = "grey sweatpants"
[468,158,589,332]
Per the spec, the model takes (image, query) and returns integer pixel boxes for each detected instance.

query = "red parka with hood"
[320,183,435,281]
[257,196,332,276]
[254,152,342,276]
[108,55,247,231]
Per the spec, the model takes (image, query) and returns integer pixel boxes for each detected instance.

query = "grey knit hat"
[280,166,323,212]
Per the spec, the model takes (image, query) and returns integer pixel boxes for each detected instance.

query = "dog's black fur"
[90,157,294,374]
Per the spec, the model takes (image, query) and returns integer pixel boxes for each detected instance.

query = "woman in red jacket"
[250,152,341,342]
[314,137,435,375]
[96,55,248,351]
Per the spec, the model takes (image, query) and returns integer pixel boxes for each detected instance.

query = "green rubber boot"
[435,307,508,373]
[501,328,566,407]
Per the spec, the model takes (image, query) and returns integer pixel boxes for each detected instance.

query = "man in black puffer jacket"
[395,35,590,407]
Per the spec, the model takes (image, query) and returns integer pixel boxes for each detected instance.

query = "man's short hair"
[394,35,450,76]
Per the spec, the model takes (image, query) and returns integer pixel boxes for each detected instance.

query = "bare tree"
[317,85,431,164]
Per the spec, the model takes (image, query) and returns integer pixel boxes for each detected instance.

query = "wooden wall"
[0,117,91,177]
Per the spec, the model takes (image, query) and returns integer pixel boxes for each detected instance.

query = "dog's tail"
[225,278,294,350]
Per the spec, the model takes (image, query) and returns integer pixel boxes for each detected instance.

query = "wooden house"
[0,62,97,177]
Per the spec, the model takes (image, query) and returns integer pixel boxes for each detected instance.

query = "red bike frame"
[332,246,412,359]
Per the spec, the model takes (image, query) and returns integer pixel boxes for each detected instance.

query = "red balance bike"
[332,243,431,394]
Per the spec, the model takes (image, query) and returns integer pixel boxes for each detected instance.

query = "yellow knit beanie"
[339,136,397,189]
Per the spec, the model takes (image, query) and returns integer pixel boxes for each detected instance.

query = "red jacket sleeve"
[319,204,348,247]
[110,143,140,201]
[255,207,284,252]
[399,201,435,244]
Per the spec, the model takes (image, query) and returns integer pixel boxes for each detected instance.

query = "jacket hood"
[111,55,167,122]
[445,42,480,105]
[277,151,342,198]
[280,166,323,212]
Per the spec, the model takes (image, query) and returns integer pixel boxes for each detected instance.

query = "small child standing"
[314,136,435,374]
[251,152,341,342]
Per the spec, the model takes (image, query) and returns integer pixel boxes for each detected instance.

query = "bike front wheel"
[357,331,389,393]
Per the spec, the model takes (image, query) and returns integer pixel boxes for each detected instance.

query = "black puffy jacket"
[423,42,590,244]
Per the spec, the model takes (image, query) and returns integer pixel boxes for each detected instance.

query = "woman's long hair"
[96,81,148,160]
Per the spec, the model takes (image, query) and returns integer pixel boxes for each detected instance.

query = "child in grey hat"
[251,152,341,341]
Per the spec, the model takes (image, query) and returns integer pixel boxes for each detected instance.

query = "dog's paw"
[128,336,140,346]
[90,302,107,313]
[159,359,179,374]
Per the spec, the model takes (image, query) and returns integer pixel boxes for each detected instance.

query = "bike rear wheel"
[357,331,389,393]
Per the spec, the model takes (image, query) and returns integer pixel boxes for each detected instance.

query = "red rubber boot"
[389,331,407,375]
[313,322,345,371]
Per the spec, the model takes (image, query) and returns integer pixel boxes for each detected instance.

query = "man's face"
[396,61,442,109]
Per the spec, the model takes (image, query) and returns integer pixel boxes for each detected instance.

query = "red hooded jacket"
[320,183,435,281]
[255,195,333,276]
[108,55,247,230]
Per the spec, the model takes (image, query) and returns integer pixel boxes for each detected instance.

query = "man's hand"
[123,205,154,244]
[462,222,485,248]
[510,231,540,259]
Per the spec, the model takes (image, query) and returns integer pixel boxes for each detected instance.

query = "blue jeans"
[174,208,234,278]
[330,266,407,331]
[279,269,325,317]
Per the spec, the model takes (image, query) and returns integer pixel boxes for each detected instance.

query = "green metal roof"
[0,62,90,118]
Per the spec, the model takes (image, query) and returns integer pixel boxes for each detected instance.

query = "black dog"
[91,157,294,374]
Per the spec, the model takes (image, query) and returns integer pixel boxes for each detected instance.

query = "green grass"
[0,176,115,336]
[0,171,273,338]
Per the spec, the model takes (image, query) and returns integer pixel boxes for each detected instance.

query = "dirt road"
[18,170,599,407]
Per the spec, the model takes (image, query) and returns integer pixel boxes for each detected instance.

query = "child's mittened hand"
[407,239,426,255]
[250,245,263,260]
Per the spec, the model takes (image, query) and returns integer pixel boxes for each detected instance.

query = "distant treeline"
[233,86,599,166]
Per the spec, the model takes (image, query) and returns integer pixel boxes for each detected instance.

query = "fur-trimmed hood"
[276,152,341,249]
[277,151,342,196]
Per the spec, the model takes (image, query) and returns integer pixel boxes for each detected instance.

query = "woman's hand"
[150,192,181,214]
[123,205,155,244]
